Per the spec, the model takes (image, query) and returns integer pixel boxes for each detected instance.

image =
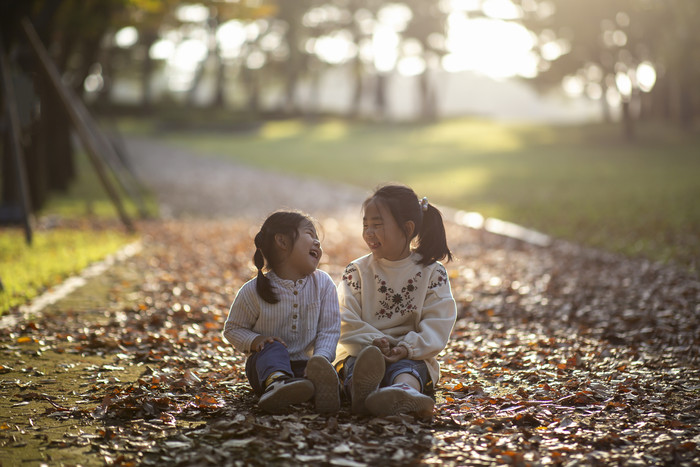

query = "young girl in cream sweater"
[335,184,457,419]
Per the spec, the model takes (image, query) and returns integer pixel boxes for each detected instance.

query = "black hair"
[364,184,452,266]
[253,210,315,304]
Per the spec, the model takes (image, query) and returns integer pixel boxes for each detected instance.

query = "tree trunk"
[212,54,226,108]
[418,70,437,122]
[72,33,102,98]
[141,33,157,112]
[374,73,388,120]
[1,134,19,206]
[187,55,209,108]
[349,59,363,118]
[600,82,612,123]
[620,100,635,141]
[38,73,73,192]
[95,44,115,110]
[678,78,694,130]
[306,60,322,120]
[25,112,49,211]
[284,24,300,115]
[653,75,672,121]
[242,65,260,115]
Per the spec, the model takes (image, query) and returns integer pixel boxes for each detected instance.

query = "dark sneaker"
[365,383,434,419]
[305,355,341,413]
[350,346,385,414]
[258,377,314,413]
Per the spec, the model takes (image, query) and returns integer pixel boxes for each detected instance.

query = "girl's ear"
[274,233,289,250]
[404,220,416,239]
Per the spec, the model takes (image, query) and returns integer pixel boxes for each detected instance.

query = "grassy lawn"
[161,118,699,271]
[0,151,145,314]
[0,227,135,312]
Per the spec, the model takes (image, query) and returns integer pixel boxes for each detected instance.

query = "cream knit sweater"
[335,252,457,385]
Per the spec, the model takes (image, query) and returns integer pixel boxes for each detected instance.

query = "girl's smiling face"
[363,200,412,261]
[278,220,322,281]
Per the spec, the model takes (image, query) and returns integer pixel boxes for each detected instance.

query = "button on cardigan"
[223,269,340,362]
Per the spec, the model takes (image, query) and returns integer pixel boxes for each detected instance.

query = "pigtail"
[253,231,279,304]
[415,203,453,266]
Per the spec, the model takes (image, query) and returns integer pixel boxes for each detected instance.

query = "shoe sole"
[306,356,341,413]
[365,386,434,419]
[351,346,385,414]
[258,379,314,414]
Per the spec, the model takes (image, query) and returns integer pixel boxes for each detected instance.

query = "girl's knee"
[258,339,288,356]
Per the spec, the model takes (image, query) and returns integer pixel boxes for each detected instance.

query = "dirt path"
[1,136,699,466]
[123,136,367,220]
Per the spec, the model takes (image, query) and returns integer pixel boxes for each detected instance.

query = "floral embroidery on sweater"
[342,264,361,291]
[375,271,422,319]
[428,266,448,290]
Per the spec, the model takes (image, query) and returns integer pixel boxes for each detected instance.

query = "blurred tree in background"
[2,0,698,214]
[513,0,700,139]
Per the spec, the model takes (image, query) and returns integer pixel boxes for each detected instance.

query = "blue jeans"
[337,354,434,397]
[245,341,307,396]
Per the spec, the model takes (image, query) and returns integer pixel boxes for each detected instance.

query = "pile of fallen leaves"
[1,218,699,466]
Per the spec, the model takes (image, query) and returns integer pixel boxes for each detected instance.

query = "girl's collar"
[267,270,308,288]
[373,251,419,268]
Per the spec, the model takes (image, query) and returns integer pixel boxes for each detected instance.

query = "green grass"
[0,150,145,314]
[160,118,700,271]
[0,227,135,312]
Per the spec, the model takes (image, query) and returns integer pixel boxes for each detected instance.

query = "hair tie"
[419,197,429,212]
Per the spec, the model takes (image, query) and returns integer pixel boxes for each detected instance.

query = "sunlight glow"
[173,39,208,68]
[115,27,138,48]
[606,86,622,107]
[260,29,283,52]
[447,0,482,12]
[586,82,603,100]
[246,50,266,69]
[176,4,209,23]
[373,25,400,72]
[377,3,412,32]
[168,39,208,91]
[304,5,348,27]
[615,72,633,97]
[637,62,657,92]
[603,29,628,48]
[150,39,175,60]
[84,73,104,93]
[540,39,569,61]
[217,20,247,59]
[482,0,522,19]
[397,56,426,76]
[313,31,357,65]
[443,14,536,78]
[246,21,263,42]
[562,75,584,97]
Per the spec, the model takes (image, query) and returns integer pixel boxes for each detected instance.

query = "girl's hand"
[372,337,391,356]
[251,335,287,352]
[384,345,408,363]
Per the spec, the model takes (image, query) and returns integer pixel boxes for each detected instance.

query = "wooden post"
[20,17,135,232]
[0,35,34,244]
[77,104,150,219]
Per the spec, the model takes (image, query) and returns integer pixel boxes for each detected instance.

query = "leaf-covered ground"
[1,217,698,466]
[2,137,699,466]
